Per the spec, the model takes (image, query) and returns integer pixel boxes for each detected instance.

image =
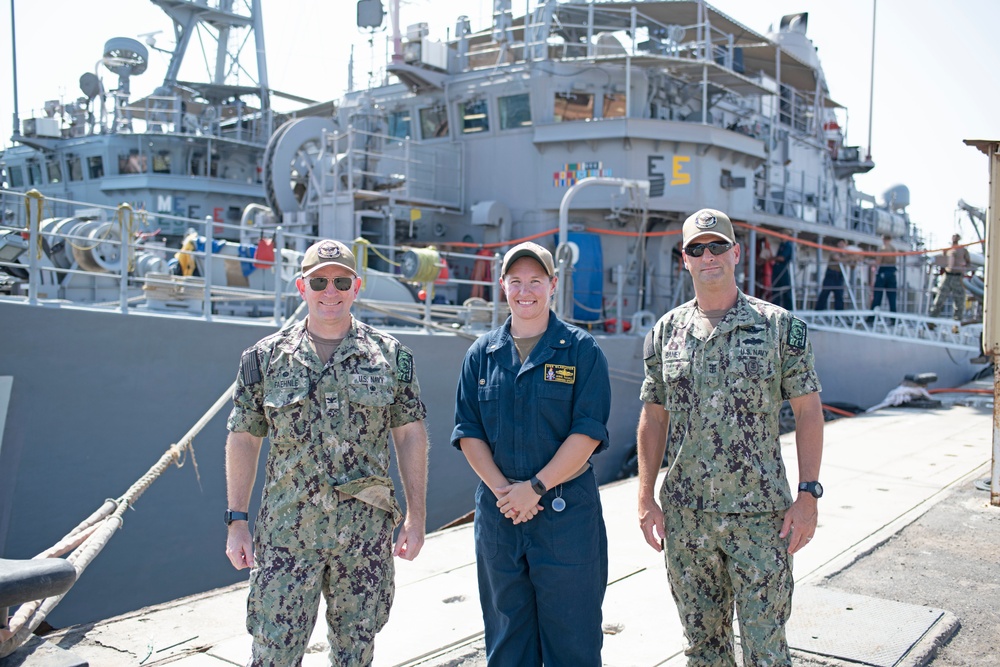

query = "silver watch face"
[801,482,823,498]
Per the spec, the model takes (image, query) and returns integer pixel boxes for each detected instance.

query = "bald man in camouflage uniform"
[636,210,824,666]
[928,233,971,322]
[225,239,428,666]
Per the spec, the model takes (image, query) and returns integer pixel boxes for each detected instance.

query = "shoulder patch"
[787,317,808,350]
[643,329,656,360]
[240,349,262,385]
[396,347,414,383]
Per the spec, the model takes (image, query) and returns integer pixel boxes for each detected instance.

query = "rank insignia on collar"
[544,364,576,384]
[787,317,807,350]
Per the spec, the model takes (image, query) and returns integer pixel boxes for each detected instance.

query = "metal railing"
[0,191,503,334]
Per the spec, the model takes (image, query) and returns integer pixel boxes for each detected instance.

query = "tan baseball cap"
[501,241,555,276]
[682,209,736,246]
[301,239,357,277]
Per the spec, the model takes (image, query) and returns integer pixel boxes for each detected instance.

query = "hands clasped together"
[495,481,544,524]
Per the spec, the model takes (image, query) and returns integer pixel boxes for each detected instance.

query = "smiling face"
[682,232,741,293]
[501,256,556,327]
[296,264,361,331]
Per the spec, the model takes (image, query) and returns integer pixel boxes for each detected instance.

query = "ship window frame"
[118,149,147,175]
[418,105,450,141]
[388,109,412,140]
[602,93,626,119]
[498,93,532,130]
[87,155,104,179]
[27,161,42,186]
[152,150,172,174]
[46,158,63,184]
[554,92,594,123]
[6,164,25,188]
[459,99,490,135]
[67,155,84,182]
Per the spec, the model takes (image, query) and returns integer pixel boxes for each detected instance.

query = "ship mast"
[150,0,270,117]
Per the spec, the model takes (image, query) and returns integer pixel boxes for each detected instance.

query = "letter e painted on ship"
[671,156,691,185]
[648,155,692,196]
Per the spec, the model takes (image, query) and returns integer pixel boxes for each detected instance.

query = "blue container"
[560,231,603,322]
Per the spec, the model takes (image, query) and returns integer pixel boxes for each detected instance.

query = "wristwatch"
[224,510,249,525]
[529,476,547,496]
[798,481,824,499]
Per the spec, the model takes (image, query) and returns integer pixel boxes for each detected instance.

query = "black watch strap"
[529,476,547,496]
[798,481,823,499]
[224,510,249,525]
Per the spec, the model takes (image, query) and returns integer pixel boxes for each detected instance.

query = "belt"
[945,271,963,275]
[507,463,590,488]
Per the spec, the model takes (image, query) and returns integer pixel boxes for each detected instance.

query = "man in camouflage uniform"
[928,233,971,322]
[225,239,429,666]
[636,209,824,666]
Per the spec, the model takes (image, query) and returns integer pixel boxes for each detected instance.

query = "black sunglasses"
[307,276,355,292]
[684,242,733,257]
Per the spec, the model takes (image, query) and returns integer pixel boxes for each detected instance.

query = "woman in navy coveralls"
[451,242,612,667]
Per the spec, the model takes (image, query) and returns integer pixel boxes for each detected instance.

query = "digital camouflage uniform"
[929,245,970,320]
[228,316,425,667]
[640,290,821,667]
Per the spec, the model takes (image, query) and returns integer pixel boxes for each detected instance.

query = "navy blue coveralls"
[451,311,611,667]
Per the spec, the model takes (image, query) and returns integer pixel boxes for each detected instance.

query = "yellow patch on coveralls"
[544,364,576,384]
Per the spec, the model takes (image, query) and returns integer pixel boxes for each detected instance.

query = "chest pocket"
[477,384,502,444]
[730,356,777,412]
[537,381,573,443]
[662,359,695,411]
[264,385,311,443]
[347,382,392,426]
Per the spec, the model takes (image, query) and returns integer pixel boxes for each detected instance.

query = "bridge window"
[5,165,24,188]
[119,150,146,174]
[27,161,42,186]
[460,99,489,134]
[67,156,83,181]
[153,150,171,174]
[87,156,104,179]
[554,92,593,122]
[388,110,412,139]
[46,159,63,184]
[602,94,626,119]
[419,105,449,140]
[499,94,531,129]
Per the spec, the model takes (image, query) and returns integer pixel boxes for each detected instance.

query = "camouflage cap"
[301,239,357,277]
[682,208,736,246]
[501,241,555,276]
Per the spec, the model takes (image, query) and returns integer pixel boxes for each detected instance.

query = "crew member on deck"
[928,233,971,324]
[870,234,898,316]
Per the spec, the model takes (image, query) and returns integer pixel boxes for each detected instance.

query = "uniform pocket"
[263,386,310,442]
[537,381,573,440]
[477,385,502,443]
[474,482,500,560]
[662,359,694,412]
[549,478,603,565]
[730,359,777,412]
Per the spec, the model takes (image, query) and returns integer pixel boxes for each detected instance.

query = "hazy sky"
[1,0,996,248]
